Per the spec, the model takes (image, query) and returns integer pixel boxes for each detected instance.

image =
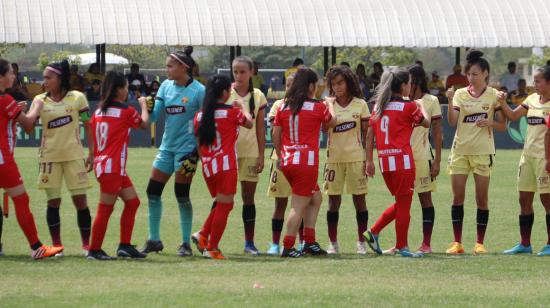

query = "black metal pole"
[331,46,337,65]
[323,47,329,76]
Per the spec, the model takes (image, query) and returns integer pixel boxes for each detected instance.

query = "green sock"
[148,195,163,241]
[177,197,193,244]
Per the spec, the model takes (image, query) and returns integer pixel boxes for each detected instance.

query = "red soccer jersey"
[90,103,142,177]
[193,104,246,178]
[369,99,424,173]
[273,99,332,167]
[0,93,21,165]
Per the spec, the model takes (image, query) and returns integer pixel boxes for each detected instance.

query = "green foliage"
[108,45,171,68]
[0,43,25,57]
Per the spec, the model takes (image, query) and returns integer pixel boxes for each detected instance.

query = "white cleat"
[382,246,396,255]
[356,241,367,255]
[326,242,339,254]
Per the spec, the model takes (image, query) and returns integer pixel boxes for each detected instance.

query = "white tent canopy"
[1,0,550,48]
[68,52,129,65]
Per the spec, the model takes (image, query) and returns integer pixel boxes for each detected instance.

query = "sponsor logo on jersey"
[333,121,356,133]
[386,102,405,111]
[463,113,487,123]
[302,102,315,111]
[527,116,546,125]
[165,106,186,114]
[47,115,73,129]
[214,110,228,118]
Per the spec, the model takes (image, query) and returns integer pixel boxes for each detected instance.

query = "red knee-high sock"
[371,204,396,235]
[303,227,316,244]
[207,202,233,250]
[90,203,114,251]
[201,203,217,237]
[120,198,140,245]
[13,193,40,248]
[394,194,413,249]
[283,235,296,250]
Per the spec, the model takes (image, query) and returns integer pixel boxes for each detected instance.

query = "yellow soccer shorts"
[414,160,437,193]
[517,154,550,194]
[38,159,90,191]
[323,161,368,195]
[267,160,291,198]
[447,153,493,177]
[237,157,260,183]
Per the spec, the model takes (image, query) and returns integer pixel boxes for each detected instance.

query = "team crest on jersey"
[543,111,550,117]
[65,107,73,114]
[333,121,356,133]
[352,113,360,119]
[48,115,73,128]
[482,104,490,111]
[181,97,189,104]
[527,116,545,125]
[463,113,487,123]
[40,175,49,183]
[165,106,186,114]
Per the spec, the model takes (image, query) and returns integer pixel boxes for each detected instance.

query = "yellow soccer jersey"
[326,97,370,163]
[226,88,267,158]
[37,91,89,163]
[411,94,442,161]
[451,87,501,155]
[521,94,550,159]
[269,99,285,160]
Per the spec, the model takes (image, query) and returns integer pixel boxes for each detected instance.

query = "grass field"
[1,147,550,307]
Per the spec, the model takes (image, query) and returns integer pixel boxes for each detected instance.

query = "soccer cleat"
[244,242,260,255]
[416,243,433,254]
[140,240,164,254]
[191,232,207,254]
[87,249,116,260]
[0,243,3,257]
[82,244,90,256]
[327,242,339,254]
[177,242,193,257]
[297,241,305,252]
[473,243,488,255]
[203,249,226,260]
[54,245,64,257]
[537,245,550,256]
[303,242,327,256]
[396,247,423,258]
[357,241,367,255]
[382,247,396,255]
[365,230,382,255]
[117,244,147,259]
[281,247,303,258]
[266,243,280,255]
[446,242,465,254]
[31,245,64,260]
[503,243,532,255]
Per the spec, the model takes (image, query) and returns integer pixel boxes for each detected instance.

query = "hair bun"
[184,46,194,56]
[466,50,484,62]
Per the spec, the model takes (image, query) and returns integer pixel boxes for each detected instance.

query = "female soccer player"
[500,66,550,256]
[228,56,267,255]
[191,74,253,260]
[87,71,150,260]
[27,60,93,256]
[364,68,430,258]
[323,66,370,255]
[141,47,205,257]
[0,58,63,259]
[266,74,300,255]
[445,50,506,255]
[272,68,337,258]
[407,65,442,254]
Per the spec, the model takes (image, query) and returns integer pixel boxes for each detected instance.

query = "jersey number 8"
[96,122,109,152]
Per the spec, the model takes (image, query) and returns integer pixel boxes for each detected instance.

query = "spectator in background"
[355,63,372,99]
[251,61,265,93]
[85,79,101,101]
[284,58,304,80]
[126,63,146,93]
[546,59,550,66]
[428,71,445,96]
[127,81,146,104]
[7,63,28,100]
[445,64,469,90]
[192,63,207,85]
[148,80,161,98]
[510,78,532,105]
[415,60,424,67]
[500,62,520,93]
[369,62,383,89]
[340,62,351,68]
[84,63,104,86]
[69,64,85,92]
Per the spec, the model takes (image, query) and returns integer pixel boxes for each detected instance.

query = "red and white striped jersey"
[90,102,142,178]
[193,104,246,178]
[369,99,424,173]
[0,93,21,165]
[273,100,332,167]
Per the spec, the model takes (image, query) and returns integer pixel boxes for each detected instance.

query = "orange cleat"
[203,249,226,260]
[31,245,64,260]
[192,231,208,253]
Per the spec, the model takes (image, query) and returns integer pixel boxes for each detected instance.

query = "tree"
[0,43,25,57]
[108,45,171,68]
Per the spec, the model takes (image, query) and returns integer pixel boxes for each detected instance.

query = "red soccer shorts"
[382,169,415,197]
[0,162,23,189]
[204,169,238,197]
[97,174,134,194]
[282,165,320,197]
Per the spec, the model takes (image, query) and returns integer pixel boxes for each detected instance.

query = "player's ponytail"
[46,59,71,98]
[232,56,256,118]
[199,74,232,146]
[372,68,410,120]
[99,71,127,112]
[284,68,318,115]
